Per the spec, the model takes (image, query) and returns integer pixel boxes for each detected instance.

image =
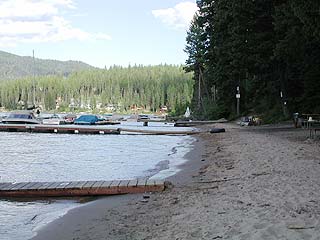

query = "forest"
[185,0,320,121]
[0,65,194,114]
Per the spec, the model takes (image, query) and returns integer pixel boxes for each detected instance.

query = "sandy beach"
[33,123,320,240]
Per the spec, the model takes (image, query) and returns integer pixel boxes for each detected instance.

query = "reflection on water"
[0,122,194,240]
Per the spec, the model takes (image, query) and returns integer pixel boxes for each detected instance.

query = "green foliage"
[0,65,194,114]
[185,0,320,121]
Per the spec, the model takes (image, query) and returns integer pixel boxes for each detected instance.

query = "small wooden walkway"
[0,179,165,198]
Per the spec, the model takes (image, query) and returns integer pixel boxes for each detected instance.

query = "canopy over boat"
[74,115,99,125]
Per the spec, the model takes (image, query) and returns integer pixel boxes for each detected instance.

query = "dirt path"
[34,123,320,240]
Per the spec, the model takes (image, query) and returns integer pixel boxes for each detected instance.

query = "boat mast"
[33,50,35,107]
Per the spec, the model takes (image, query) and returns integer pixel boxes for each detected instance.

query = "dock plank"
[118,180,130,188]
[0,183,14,190]
[37,182,57,190]
[46,182,64,189]
[110,180,121,188]
[99,181,113,188]
[20,182,40,190]
[82,181,96,189]
[91,181,105,188]
[56,182,72,189]
[154,179,164,186]
[137,178,148,187]
[1,183,19,191]
[29,182,45,190]
[145,179,155,186]
[10,182,29,190]
[127,179,138,187]
[69,181,87,189]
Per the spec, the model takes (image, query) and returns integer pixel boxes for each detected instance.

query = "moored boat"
[74,115,99,125]
[74,114,120,125]
[2,111,40,124]
[42,114,65,125]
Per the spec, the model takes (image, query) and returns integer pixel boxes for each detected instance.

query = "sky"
[0,0,198,68]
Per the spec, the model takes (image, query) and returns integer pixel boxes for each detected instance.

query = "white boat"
[42,114,65,125]
[184,107,191,118]
[2,111,40,124]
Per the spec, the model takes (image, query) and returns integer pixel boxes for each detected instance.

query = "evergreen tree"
[185,0,320,120]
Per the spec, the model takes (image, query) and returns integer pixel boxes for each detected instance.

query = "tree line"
[185,0,320,121]
[0,65,194,114]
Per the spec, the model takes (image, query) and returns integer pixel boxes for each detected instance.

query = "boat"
[74,115,99,125]
[2,111,40,124]
[42,114,65,125]
[184,107,191,118]
[64,114,77,124]
[74,114,120,125]
[95,118,121,125]
[138,114,150,120]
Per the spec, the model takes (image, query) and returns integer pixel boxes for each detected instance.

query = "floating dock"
[174,119,228,127]
[0,124,120,135]
[0,179,165,198]
[118,127,199,135]
[0,124,198,135]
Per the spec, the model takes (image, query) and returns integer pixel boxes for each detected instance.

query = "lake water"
[0,122,194,240]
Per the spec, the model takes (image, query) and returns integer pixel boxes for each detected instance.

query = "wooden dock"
[0,179,165,198]
[118,127,199,135]
[0,124,120,135]
[174,119,228,127]
[0,124,198,135]
[137,119,168,126]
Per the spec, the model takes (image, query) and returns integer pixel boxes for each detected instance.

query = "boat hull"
[2,118,40,124]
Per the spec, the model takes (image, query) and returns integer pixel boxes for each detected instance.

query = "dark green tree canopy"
[186,0,320,120]
[0,65,194,114]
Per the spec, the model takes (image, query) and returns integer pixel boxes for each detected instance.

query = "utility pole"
[236,86,240,116]
[280,91,288,117]
[198,67,201,110]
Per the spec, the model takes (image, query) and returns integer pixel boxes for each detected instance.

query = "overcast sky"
[0,0,198,68]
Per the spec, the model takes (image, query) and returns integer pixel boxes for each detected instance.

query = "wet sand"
[33,123,320,240]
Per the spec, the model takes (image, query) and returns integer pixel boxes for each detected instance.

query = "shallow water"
[0,122,194,240]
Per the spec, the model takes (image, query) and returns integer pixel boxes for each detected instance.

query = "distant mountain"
[0,50,96,79]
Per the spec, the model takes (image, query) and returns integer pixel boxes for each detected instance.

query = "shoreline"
[33,122,320,239]
[31,132,204,240]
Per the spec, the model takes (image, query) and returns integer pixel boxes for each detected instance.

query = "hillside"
[0,50,95,79]
[0,65,193,112]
